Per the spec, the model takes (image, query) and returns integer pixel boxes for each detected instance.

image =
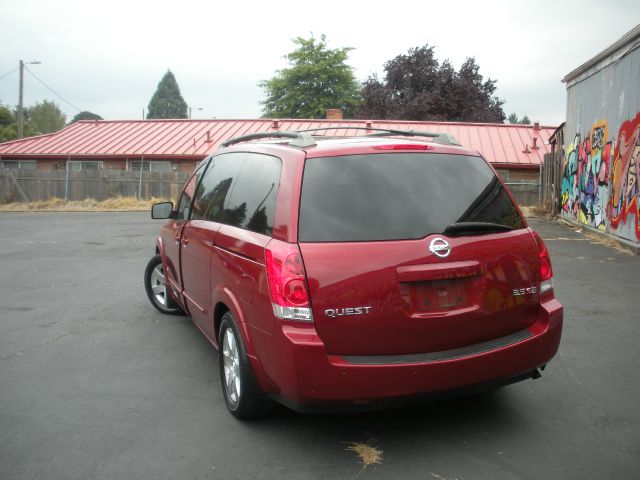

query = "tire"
[144,254,184,315]
[219,312,272,419]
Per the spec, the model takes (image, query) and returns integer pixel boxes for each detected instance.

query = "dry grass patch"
[0,196,169,212]
[346,442,383,468]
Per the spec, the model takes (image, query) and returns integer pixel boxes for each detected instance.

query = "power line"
[0,67,19,81]
[24,66,82,112]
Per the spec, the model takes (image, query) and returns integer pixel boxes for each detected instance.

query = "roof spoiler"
[220,131,316,148]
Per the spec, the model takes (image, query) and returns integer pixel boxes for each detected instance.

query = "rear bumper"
[257,297,563,409]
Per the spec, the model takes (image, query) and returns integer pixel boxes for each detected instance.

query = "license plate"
[411,278,468,310]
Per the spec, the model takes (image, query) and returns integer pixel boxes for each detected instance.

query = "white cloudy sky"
[0,0,637,125]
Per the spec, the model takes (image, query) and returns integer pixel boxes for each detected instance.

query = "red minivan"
[145,129,563,418]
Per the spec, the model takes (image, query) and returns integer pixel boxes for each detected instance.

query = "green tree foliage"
[0,106,34,142]
[147,70,188,119]
[70,111,103,123]
[260,35,361,119]
[0,106,13,127]
[28,100,66,134]
[358,45,505,122]
[507,113,531,125]
[0,106,17,142]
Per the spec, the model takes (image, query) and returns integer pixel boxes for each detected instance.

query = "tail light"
[265,239,313,322]
[373,144,434,151]
[532,231,553,295]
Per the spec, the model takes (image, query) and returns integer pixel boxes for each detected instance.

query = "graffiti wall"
[561,121,611,230]
[609,113,640,239]
[561,112,640,241]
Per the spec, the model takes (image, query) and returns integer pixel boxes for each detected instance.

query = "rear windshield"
[298,153,524,242]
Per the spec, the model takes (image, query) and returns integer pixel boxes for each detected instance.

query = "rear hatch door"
[298,151,540,356]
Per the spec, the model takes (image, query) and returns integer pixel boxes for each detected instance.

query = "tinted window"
[176,161,207,220]
[225,153,281,235]
[299,153,524,242]
[191,153,244,222]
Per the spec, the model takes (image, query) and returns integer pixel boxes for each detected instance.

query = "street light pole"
[18,60,24,139]
[188,106,203,119]
[17,59,42,139]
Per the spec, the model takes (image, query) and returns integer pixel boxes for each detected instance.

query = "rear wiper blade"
[443,222,513,237]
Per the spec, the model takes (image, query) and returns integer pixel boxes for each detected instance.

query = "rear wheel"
[144,254,184,315]
[219,312,272,419]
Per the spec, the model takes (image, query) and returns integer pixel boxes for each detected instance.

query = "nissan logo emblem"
[429,237,451,258]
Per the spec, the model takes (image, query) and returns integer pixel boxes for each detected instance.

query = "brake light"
[265,240,313,322]
[532,231,553,295]
[373,144,434,150]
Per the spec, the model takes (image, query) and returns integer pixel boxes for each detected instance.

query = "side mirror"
[151,201,174,219]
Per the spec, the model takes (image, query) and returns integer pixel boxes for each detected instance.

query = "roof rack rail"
[297,126,461,146]
[221,131,316,148]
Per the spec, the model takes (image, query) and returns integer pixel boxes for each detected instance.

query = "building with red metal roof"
[0,119,554,182]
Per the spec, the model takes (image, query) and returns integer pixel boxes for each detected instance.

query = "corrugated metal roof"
[0,119,556,167]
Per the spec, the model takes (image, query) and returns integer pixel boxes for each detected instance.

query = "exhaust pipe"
[532,368,542,379]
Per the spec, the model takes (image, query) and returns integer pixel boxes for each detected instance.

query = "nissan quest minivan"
[145,129,563,418]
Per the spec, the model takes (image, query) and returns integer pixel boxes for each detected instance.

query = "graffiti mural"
[609,112,640,239]
[561,120,612,230]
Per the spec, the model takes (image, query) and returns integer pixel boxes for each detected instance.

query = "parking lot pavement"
[0,212,638,480]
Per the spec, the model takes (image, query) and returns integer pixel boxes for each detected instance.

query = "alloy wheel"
[222,328,241,408]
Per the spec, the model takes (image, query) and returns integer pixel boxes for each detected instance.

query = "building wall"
[562,46,640,244]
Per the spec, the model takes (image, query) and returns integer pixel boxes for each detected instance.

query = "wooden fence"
[540,151,564,213]
[505,181,540,207]
[0,168,191,203]
[1,167,543,207]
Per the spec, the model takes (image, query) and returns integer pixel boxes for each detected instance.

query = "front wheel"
[219,312,272,419]
[144,254,184,315]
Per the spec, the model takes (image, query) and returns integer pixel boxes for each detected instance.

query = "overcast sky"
[0,0,637,126]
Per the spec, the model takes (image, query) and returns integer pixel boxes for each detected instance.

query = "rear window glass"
[298,153,524,242]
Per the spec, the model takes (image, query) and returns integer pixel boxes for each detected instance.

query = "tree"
[70,111,103,123]
[507,113,531,125]
[0,106,35,142]
[0,106,13,127]
[260,35,361,119]
[27,100,66,134]
[358,45,505,122]
[0,106,17,143]
[147,70,188,119]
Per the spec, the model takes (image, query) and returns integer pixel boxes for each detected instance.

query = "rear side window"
[225,153,281,235]
[298,153,524,242]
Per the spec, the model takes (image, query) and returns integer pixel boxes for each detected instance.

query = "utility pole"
[17,60,24,139]
[17,59,41,139]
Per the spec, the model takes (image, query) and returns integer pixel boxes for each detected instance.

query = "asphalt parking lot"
[0,212,638,480]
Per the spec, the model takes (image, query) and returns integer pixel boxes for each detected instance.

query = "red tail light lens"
[373,144,434,151]
[532,231,554,295]
[265,240,313,321]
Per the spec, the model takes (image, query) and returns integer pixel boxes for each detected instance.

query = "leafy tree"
[358,45,505,122]
[70,111,103,123]
[147,70,188,119]
[27,100,66,134]
[0,106,13,127]
[0,106,34,142]
[507,113,531,125]
[260,34,361,118]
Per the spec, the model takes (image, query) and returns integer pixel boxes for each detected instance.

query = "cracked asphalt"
[0,212,638,479]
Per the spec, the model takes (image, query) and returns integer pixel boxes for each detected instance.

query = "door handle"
[182,237,189,246]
